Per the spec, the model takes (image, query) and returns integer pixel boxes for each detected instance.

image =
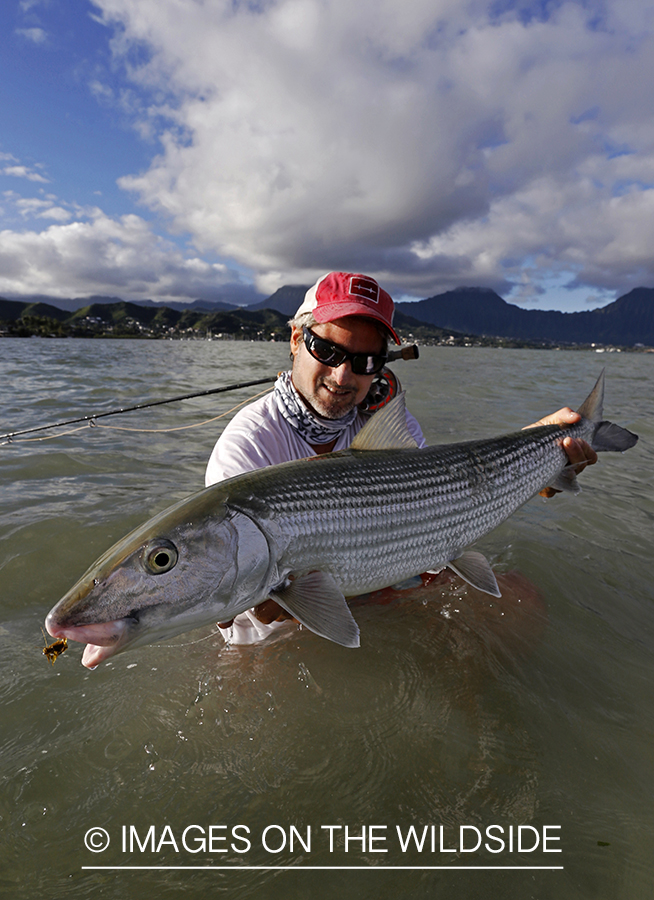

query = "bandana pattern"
[273,370,359,445]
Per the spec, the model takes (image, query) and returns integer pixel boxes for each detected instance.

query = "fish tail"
[576,370,638,452]
[576,369,605,422]
[591,421,638,453]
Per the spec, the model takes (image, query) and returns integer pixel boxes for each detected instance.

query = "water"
[1,339,652,899]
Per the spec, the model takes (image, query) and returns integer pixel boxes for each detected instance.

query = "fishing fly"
[41,628,67,665]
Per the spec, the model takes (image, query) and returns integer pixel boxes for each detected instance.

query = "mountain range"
[0,297,291,341]
[395,287,654,346]
[2,285,653,346]
[0,293,242,314]
[255,284,654,346]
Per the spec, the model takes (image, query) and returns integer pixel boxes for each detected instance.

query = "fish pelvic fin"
[576,369,605,423]
[448,550,502,598]
[349,392,419,451]
[547,465,581,494]
[271,571,360,648]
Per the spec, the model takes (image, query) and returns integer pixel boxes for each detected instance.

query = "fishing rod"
[1,376,277,442]
[1,344,419,442]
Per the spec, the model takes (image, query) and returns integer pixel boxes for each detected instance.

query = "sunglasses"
[302,326,387,375]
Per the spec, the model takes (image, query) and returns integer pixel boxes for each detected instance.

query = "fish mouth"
[45,615,133,669]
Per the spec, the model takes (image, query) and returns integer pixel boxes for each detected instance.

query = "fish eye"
[141,539,178,575]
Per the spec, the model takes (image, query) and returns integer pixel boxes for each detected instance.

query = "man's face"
[290,316,385,419]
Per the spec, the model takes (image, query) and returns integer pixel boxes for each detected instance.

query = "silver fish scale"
[227,421,589,595]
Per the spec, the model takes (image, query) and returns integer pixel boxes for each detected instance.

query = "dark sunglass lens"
[350,356,368,375]
[313,338,340,364]
[304,327,385,374]
[305,328,341,365]
[350,355,381,375]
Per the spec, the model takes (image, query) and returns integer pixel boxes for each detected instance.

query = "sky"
[1,0,654,312]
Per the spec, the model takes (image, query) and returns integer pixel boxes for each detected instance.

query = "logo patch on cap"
[349,276,380,304]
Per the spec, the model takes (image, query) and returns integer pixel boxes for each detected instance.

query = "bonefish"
[46,371,637,667]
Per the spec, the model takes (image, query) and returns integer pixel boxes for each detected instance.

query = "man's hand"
[252,598,295,624]
[217,598,294,630]
[524,407,598,498]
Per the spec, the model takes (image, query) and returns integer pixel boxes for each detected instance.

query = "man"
[205,271,424,484]
[205,271,596,642]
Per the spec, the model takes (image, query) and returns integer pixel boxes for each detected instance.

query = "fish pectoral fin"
[448,551,501,598]
[270,571,360,648]
[349,392,418,451]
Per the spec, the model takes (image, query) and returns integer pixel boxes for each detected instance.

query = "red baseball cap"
[294,272,400,344]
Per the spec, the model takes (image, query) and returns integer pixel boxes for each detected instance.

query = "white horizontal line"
[82,865,564,871]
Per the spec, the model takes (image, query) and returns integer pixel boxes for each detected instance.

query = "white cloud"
[2,165,49,183]
[15,26,47,43]
[0,210,254,302]
[15,197,53,216]
[7,191,76,224]
[85,0,654,299]
[3,0,653,305]
[37,206,73,222]
[413,167,654,295]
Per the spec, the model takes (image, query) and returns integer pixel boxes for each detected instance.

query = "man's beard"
[304,376,359,420]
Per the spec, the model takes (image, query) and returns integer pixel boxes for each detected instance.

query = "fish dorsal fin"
[270,570,360,648]
[448,550,501,598]
[576,370,605,422]
[350,392,418,451]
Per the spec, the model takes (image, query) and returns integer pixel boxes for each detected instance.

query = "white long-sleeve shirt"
[205,390,425,486]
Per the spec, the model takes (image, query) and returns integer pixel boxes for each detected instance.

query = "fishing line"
[1,345,418,445]
[1,375,278,444]
[155,627,223,649]
[90,387,274,435]
[6,387,275,443]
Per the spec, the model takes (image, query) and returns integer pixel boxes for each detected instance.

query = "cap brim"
[312,302,401,344]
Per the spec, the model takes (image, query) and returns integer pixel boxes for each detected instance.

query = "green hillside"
[0,298,292,340]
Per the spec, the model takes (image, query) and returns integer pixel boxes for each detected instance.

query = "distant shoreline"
[1,332,651,352]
